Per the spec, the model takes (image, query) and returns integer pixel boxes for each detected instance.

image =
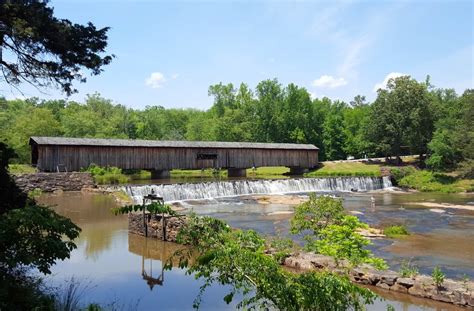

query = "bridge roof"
[30,137,318,150]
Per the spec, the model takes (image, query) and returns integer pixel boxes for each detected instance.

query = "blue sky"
[4,0,473,109]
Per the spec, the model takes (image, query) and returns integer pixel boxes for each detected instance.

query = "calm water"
[38,191,473,310]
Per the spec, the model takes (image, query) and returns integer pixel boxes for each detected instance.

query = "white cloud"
[373,72,407,92]
[312,75,347,88]
[171,73,179,79]
[145,72,166,88]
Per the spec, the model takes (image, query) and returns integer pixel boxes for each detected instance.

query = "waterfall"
[121,176,393,203]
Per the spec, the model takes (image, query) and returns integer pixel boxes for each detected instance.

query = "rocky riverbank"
[284,252,473,308]
[14,172,94,192]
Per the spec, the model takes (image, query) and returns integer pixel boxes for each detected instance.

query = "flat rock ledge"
[14,172,94,192]
[284,252,474,308]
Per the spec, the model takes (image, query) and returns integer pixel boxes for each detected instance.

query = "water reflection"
[38,192,127,260]
[128,234,191,290]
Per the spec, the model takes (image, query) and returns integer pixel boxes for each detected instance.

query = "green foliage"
[0,267,55,311]
[383,225,409,238]
[27,188,43,199]
[290,195,387,270]
[399,260,419,278]
[427,89,473,171]
[172,214,377,310]
[8,164,37,175]
[112,202,177,217]
[0,1,113,95]
[268,237,296,263]
[389,166,416,183]
[0,79,472,167]
[457,159,474,179]
[397,169,471,193]
[84,164,129,184]
[0,141,81,277]
[0,204,80,274]
[432,266,445,289]
[368,76,433,159]
[290,194,345,235]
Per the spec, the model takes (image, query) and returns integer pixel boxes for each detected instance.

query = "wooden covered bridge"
[29,137,319,178]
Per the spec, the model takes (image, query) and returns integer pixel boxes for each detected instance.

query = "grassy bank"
[305,161,382,177]
[8,164,37,175]
[393,168,473,193]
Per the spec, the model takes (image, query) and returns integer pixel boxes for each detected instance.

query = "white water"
[122,176,393,203]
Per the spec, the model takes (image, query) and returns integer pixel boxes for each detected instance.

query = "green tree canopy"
[367,76,433,161]
[0,0,113,95]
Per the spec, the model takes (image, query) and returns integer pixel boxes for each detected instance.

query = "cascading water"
[121,176,393,203]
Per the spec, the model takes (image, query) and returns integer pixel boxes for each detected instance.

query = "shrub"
[389,166,416,183]
[383,225,409,238]
[83,164,130,184]
[432,266,445,290]
[399,260,418,277]
[397,170,465,193]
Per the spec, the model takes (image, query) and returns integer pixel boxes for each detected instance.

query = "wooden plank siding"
[30,137,318,172]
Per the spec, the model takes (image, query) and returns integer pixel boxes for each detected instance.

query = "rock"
[376,282,391,290]
[356,227,385,238]
[397,277,415,288]
[14,172,94,192]
[390,283,408,293]
[379,271,398,286]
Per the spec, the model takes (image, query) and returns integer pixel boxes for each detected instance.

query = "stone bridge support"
[150,170,170,179]
[289,167,309,176]
[227,168,247,178]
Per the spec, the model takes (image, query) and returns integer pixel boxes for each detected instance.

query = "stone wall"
[14,172,95,192]
[284,252,473,308]
[128,212,187,242]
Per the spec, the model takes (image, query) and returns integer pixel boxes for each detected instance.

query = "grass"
[8,164,37,175]
[247,166,289,179]
[171,167,290,179]
[171,168,226,178]
[399,260,419,278]
[305,161,382,177]
[383,225,409,238]
[397,170,473,193]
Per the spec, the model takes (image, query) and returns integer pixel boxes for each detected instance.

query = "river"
[38,183,473,310]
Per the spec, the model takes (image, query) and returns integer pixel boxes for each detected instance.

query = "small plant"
[28,188,43,199]
[432,266,445,290]
[83,164,130,184]
[461,274,470,293]
[112,202,176,216]
[399,259,418,278]
[268,237,295,263]
[383,225,409,238]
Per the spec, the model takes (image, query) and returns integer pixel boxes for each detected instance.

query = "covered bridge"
[29,137,318,177]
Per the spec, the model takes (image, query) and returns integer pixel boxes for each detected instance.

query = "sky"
[3,0,473,110]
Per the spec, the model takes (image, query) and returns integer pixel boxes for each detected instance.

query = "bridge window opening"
[197,153,218,160]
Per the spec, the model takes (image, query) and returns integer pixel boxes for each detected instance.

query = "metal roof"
[30,137,319,150]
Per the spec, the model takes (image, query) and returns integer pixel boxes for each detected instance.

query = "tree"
[173,213,377,310]
[322,101,347,160]
[0,142,80,265]
[290,195,387,269]
[367,76,433,162]
[0,1,113,95]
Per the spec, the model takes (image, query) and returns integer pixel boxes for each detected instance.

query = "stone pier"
[289,167,309,175]
[150,170,170,179]
[227,168,247,177]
